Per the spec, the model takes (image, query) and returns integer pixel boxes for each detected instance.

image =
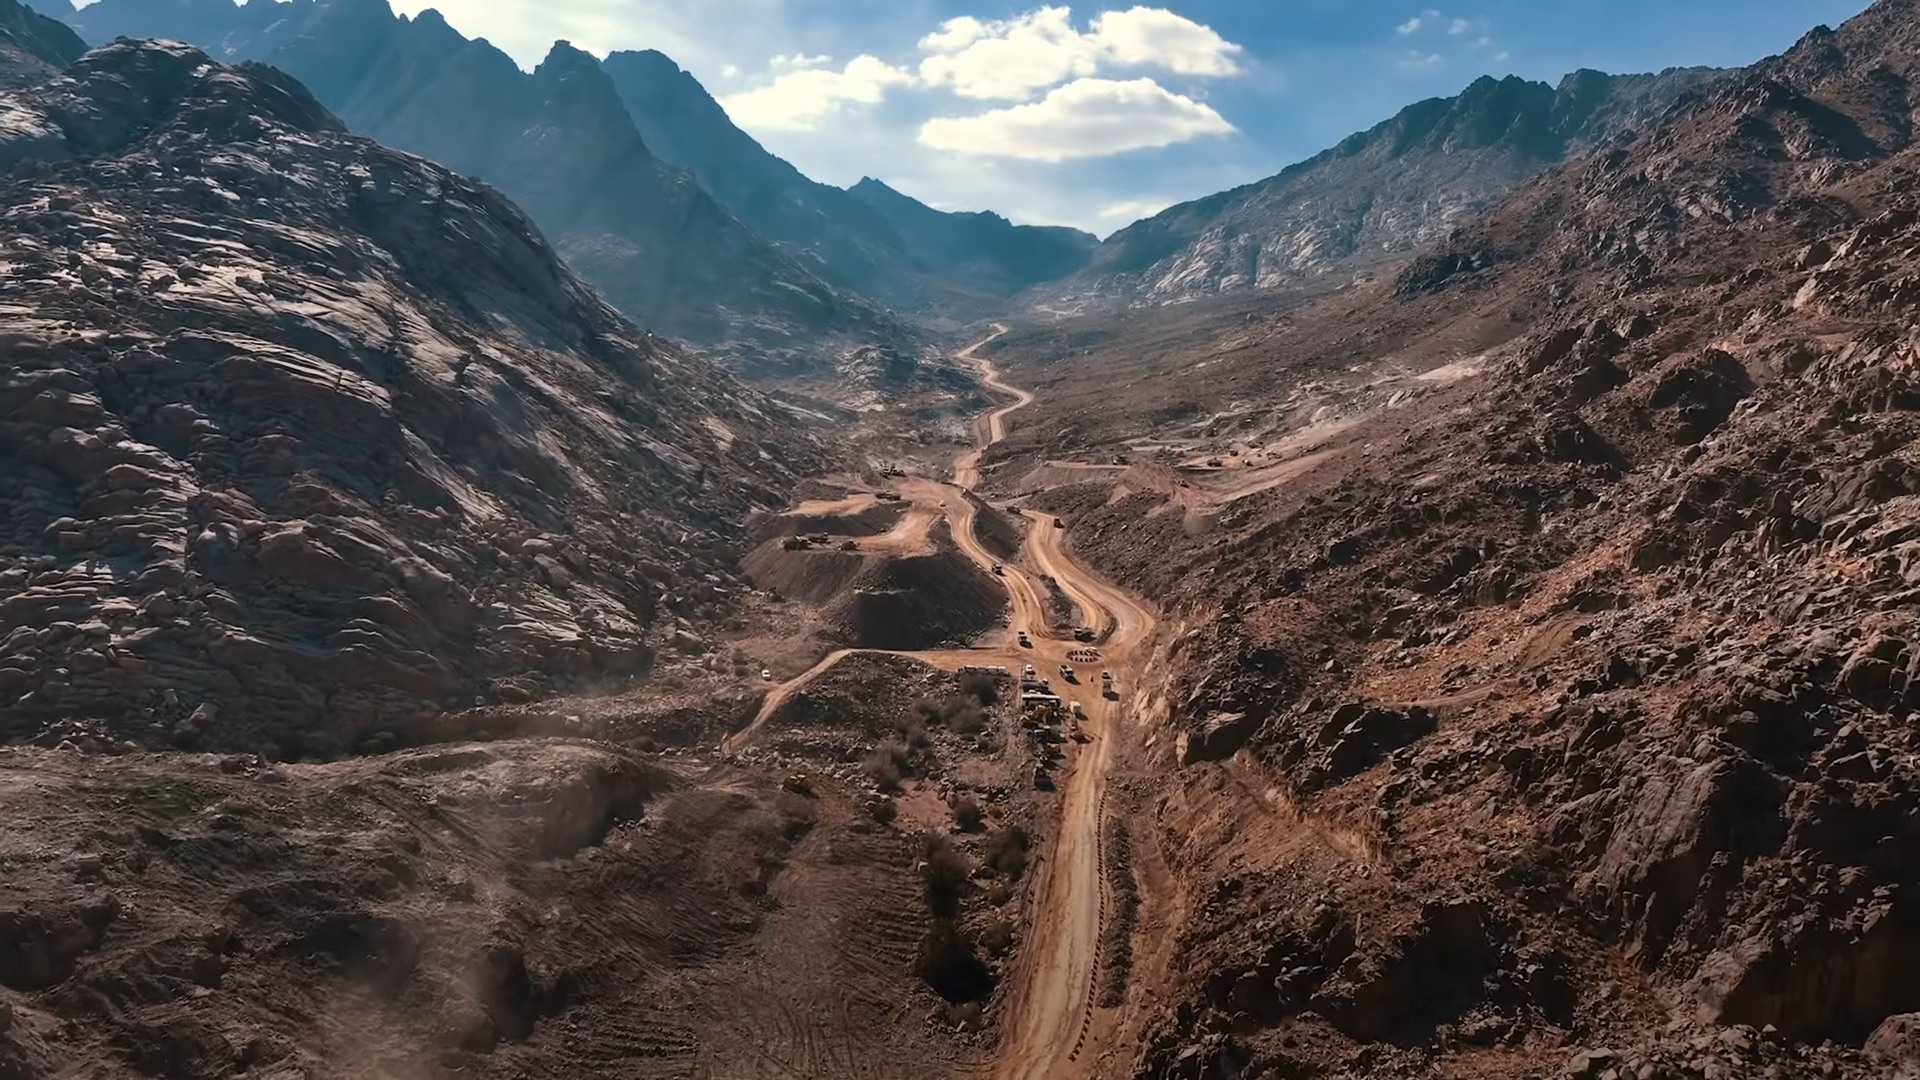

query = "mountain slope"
[574,48,1101,308]
[64,0,904,367]
[0,0,83,86]
[979,1,1920,1075]
[847,176,1098,297]
[1052,66,1718,307]
[595,48,913,299]
[0,39,823,753]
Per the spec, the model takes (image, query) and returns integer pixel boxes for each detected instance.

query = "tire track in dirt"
[727,327,1159,1080]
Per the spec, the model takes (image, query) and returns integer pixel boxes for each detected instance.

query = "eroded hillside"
[975,1,1920,1076]
[0,41,820,754]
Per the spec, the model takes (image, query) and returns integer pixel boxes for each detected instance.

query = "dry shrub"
[985,825,1030,880]
[958,670,1000,705]
[979,916,1015,956]
[866,741,909,792]
[951,794,985,832]
[921,833,970,919]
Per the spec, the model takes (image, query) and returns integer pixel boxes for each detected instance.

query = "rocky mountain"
[63,0,905,369]
[1051,66,1719,307]
[847,176,1098,300]
[67,0,1096,325]
[977,0,1920,1074]
[0,0,82,86]
[0,39,823,756]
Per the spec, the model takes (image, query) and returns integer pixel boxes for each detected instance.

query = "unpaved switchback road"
[730,324,1156,1080]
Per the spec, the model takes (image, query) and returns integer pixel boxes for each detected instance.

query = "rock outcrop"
[0,40,821,754]
[1047,66,1717,308]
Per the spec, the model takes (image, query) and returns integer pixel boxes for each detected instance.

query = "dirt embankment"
[964,492,1025,561]
[744,526,1006,651]
[743,542,871,606]
[747,499,909,544]
[831,551,1006,651]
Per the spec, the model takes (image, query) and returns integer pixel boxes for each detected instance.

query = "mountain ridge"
[0,0,84,85]
[1046,64,1722,307]
[65,0,1099,329]
[63,0,912,368]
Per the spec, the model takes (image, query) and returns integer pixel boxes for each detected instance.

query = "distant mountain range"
[61,0,1100,359]
[1044,66,1721,307]
[52,0,1733,335]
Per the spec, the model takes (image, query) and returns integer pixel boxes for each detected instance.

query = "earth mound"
[744,523,1005,650]
[745,495,907,544]
[827,546,1006,650]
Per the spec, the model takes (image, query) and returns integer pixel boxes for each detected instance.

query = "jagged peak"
[604,47,684,75]
[539,38,600,71]
[58,38,344,139]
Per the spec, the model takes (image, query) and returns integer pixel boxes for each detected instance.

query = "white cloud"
[720,54,916,130]
[918,5,1242,101]
[918,7,1100,100]
[918,77,1234,162]
[1397,9,1440,34]
[1088,7,1242,76]
[920,16,990,53]
[1393,10,1500,65]
[770,52,833,71]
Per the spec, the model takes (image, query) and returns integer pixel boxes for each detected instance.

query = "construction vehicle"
[1073,627,1096,642]
[1059,664,1076,683]
[992,563,1005,575]
[1017,630,1031,648]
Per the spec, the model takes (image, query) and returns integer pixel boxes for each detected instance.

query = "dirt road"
[730,325,1154,1080]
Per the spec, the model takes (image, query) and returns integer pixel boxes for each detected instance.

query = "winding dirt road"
[726,326,1158,1079]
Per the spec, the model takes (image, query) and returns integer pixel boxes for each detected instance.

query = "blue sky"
[388,0,1875,234]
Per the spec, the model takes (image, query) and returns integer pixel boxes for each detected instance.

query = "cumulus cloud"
[918,8,1098,100]
[1088,7,1242,76]
[720,55,916,130]
[917,77,1234,162]
[919,16,990,53]
[918,5,1242,101]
